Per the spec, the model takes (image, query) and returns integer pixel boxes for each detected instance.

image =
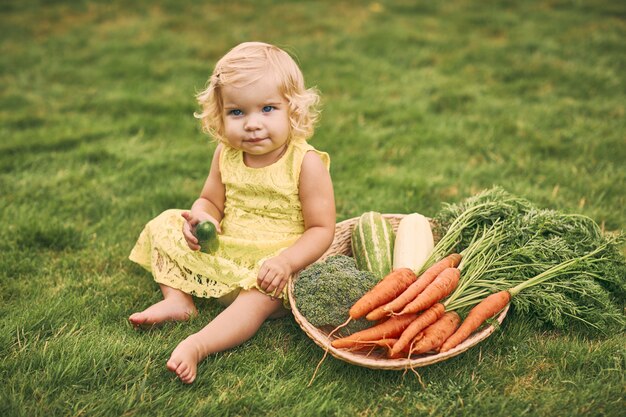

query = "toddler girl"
[128,42,335,384]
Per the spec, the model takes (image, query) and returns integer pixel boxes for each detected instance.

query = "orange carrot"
[349,268,416,319]
[387,351,406,359]
[367,253,462,320]
[409,311,461,355]
[399,267,461,315]
[331,313,417,349]
[365,304,392,321]
[439,290,511,353]
[344,338,398,352]
[387,342,411,359]
[348,339,403,359]
[390,303,446,356]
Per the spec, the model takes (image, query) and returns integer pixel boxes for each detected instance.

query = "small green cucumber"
[195,221,219,254]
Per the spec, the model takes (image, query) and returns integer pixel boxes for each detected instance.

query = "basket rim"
[287,212,509,370]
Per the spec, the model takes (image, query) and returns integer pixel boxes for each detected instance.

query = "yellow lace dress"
[129,139,330,302]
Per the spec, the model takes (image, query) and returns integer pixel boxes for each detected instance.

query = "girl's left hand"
[257,255,293,298]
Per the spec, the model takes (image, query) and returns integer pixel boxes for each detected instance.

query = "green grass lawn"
[1,0,625,416]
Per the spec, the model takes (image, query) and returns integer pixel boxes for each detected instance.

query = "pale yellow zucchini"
[392,213,434,272]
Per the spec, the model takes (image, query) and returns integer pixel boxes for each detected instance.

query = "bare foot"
[164,289,286,384]
[129,297,197,329]
[166,335,204,384]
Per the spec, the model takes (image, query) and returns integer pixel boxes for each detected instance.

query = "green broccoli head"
[294,255,379,334]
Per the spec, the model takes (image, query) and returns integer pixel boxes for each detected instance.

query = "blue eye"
[229,109,243,116]
[262,106,274,113]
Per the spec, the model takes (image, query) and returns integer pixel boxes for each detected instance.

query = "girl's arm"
[181,143,226,251]
[257,151,336,296]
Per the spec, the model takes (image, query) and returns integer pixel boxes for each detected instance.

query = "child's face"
[221,77,290,165]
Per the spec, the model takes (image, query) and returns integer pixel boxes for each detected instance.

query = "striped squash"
[351,212,395,279]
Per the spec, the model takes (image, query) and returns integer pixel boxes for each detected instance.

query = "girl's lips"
[245,138,267,143]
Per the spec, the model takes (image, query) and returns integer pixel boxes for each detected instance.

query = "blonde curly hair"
[195,42,320,143]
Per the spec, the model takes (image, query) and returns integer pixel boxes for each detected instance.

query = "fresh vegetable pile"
[294,187,626,362]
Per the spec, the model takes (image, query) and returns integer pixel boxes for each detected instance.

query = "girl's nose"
[244,114,261,130]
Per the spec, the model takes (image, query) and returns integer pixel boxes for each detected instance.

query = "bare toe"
[176,363,189,377]
[182,373,195,384]
[180,367,195,384]
[128,313,147,327]
[166,358,180,373]
[167,337,201,383]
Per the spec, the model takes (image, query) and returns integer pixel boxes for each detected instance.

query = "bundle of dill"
[432,187,626,334]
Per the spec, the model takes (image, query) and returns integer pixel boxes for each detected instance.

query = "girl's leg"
[166,289,287,384]
[129,284,197,328]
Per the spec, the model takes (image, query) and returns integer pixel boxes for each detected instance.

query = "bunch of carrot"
[330,253,471,358]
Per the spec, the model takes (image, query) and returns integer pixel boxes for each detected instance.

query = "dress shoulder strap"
[288,139,330,182]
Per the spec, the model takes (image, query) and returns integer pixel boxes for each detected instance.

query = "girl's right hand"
[181,211,221,251]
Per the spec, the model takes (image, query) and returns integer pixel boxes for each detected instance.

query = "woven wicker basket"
[287,213,509,370]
